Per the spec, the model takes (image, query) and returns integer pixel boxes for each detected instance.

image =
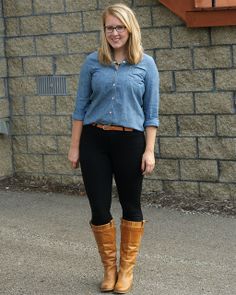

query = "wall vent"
[37,76,67,96]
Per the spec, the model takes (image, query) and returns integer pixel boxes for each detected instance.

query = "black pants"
[79,125,146,226]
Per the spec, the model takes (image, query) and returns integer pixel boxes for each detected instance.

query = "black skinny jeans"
[79,125,146,226]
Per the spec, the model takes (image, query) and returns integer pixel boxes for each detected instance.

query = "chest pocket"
[128,66,146,86]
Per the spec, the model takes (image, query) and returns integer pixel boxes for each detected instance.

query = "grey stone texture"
[211,26,236,45]
[179,115,216,136]
[152,5,183,27]
[0,136,12,177]
[3,0,33,17]
[0,78,6,97]
[194,46,232,69]
[51,13,82,33]
[159,71,174,93]
[0,0,235,200]
[35,35,67,55]
[159,115,177,136]
[99,0,132,9]
[14,153,43,173]
[199,138,236,160]
[8,58,24,77]
[142,28,171,49]
[25,96,55,115]
[157,48,192,71]
[68,33,99,54]
[27,136,58,154]
[217,115,236,136]
[5,18,20,36]
[23,57,53,75]
[172,26,210,47]
[6,37,35,57]
[175,70,213,92]
[20,16,50,36]
[159,93,194,114]
[0,2,12,178]
[163,181,199,196]
[195,92,234,114]
[65,0,97,11]
[0,99,9,118]
[215,69,236,90]
[160,137,197,158]
[200,182,236,200]
[220,161,236,183]
[180,160,218,181]
[34,0,65,14]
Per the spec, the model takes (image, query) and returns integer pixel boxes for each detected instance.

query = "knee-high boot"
[114,219,145,294]
[90,219,117,292]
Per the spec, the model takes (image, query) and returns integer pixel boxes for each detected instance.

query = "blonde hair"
[98,3,143,65]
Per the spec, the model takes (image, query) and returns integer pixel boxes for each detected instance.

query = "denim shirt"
[72,51,159,131]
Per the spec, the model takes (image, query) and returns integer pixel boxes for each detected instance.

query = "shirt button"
[113,83,115,86]
[109,111,112,114]
[112,97,114,100]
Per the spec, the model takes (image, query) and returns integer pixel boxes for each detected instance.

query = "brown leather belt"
[92,123,133,132]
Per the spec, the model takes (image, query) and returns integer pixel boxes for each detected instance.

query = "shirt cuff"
[144,118,159,128]
[72,111,85,121]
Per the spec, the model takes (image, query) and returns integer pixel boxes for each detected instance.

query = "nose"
[111,28,119,35]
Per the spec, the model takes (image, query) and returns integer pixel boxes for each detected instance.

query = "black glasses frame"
[104,25,127,33]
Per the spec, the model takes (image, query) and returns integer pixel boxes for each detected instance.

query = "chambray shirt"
[72,51,159,131]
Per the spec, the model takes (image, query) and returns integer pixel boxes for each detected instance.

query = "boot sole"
[113,286,132,294]
[101,290,114,293]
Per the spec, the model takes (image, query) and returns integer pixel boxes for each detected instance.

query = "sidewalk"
[0,190,235,295]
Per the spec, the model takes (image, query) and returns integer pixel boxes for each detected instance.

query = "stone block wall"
[0,0,12,178]
[2,0,236,200]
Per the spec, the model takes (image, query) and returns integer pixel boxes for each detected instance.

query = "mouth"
[111,39,121,44]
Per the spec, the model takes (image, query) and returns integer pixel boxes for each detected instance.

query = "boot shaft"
[90,219,117,263]
[120,219,145,261]
[114,219,145,293]
[91,219,118,292]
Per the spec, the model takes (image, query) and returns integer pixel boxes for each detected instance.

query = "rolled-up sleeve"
[143,57,160,128]
[72,57,93,121]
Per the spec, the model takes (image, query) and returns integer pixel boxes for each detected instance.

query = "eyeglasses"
[104,25,126,34]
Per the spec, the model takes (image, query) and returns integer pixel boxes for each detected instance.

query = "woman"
[68,3,159,293]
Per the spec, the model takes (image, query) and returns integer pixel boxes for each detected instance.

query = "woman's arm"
[141,126,157,175]
[68,120,83,169]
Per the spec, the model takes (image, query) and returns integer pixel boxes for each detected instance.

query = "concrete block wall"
[0,0,12,178]
[2,0,236,200]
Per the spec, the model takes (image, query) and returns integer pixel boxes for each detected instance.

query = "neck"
[113,48,126,63]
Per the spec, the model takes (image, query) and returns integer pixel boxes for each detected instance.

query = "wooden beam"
[160,0,236,27]
[216,0,236,7]
[186,9,236,27]
[195,0,213,8]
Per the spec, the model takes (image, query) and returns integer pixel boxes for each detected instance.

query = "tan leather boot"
[91,219,117,292]
[114,219,145,294]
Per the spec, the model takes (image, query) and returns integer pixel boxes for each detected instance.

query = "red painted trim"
[195,0,212,8]
[216,0,236,7]
[159,0,236,27]
[186,9,236,27]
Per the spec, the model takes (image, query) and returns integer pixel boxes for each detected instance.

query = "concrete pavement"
[0,190,235,295]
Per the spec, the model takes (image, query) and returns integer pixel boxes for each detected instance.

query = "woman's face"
[104,14,129,52]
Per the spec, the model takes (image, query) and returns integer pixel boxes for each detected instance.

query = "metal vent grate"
[37,76,67,96]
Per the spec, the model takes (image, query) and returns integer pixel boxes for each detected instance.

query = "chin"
[110,43,124,49]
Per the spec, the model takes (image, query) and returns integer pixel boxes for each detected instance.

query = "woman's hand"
[68,147,79,169]
[141,150,155,175]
